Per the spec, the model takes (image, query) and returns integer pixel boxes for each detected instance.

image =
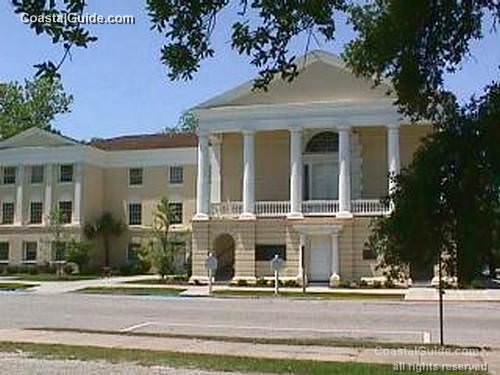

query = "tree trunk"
[104,236,110,267]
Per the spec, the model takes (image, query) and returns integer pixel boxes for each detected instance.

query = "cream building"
[0,128,197,268]
[190,50,431,285]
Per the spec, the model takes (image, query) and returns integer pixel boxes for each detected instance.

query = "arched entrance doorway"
[213,234,235,281]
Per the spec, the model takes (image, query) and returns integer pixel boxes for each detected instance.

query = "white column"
[43,164,53,225]
[337,126,352,218]
[72,163,83,225]
[387,124,401,194]
[194,131,210,220]
[240,130,256,219]
[14,166,24,225]
[288,128,303,219]
[209,136,221,204]
[329,233,340,287]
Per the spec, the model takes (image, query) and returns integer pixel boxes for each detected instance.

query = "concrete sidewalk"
[0,329,496,373]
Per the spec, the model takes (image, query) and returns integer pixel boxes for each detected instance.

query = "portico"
[189,50,428,285]
[193,123,401,220]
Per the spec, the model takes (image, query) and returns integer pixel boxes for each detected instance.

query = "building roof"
[90,133,198,151]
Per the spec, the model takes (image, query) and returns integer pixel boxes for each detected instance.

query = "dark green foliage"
[84,212,125,267]
[66,240,92,272]
[12,0,97,78]
[146,0,345,89]
[0,77,72,138]
[345,0,500,120]
[367,85,500,286]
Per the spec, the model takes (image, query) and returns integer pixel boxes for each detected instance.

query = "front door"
[309,235,332,282]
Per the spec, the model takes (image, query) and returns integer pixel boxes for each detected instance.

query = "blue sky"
[1,2,499,141]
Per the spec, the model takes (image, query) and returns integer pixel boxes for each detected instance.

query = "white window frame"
[2,166,17,185]
[0,242,9,264]
[168,202,183,225]
[29,201,43,225]
[1,201,15,225]
[23,241,38,264]
[128,202,142,226]
[169,166,184,185]
[30,165,44,185]
[128,168,144,186]
[59,164,74,183]
[58,200,73,224]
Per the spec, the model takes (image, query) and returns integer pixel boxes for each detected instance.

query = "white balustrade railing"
[255,201,290,217]
[210,201,243,218]
[210,199,390,218]
[302,200,339,215]
[351,199,390,216]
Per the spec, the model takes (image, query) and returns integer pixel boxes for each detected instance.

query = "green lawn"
[123,278,189,285]
[77,286,185,296]
[0,283,38,291]
[0,342,485,375]
[30,327,483,351]
[213,289,405,300]
[8,273,98,282]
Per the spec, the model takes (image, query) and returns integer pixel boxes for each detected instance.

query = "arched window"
[305,132,338,153]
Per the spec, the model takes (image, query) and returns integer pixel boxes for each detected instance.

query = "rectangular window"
[1,203,14,225]
[168,202,183,225]
[58,201,72,224]
[169,166,183,184]
[59,164,73,183]
[52,242,67,261]
[0,242,9,263]
[127,243,141,263]
[23,242,37,262]
[255,244,287,261]
[30,202,43,224]
[129,168,143,186]
[128,203,142,225]
[31,165,44,184]
[3,166,16,185]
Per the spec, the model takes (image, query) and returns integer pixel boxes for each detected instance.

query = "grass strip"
[0,341,485,375]
[28,327,487,351]
[6,274,98,282]
[0,283,38,291]
[213,289,405,300]
[76,286,185,296]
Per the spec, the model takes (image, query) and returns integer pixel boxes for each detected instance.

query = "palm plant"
[84,212,125,267]
[144,198,185,279]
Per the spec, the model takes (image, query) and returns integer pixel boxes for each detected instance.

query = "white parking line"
[120,321,157,333]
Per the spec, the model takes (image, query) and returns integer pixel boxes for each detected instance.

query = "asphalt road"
[0,292,499,347]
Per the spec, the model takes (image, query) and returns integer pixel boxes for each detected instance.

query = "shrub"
[470,278,486,289]
[372,281,383,289]
[236,279,248,287]
[66,240,92,272]
[384,279,396,289]
[283,279,299,288]
[256,278,267,287]
[359,279,369,288]
[28,266,38,275]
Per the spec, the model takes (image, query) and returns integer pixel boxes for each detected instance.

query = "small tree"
[84,212,125,267]
[47,209,66,261]
[66,239,91,273]
[142,198,186,280]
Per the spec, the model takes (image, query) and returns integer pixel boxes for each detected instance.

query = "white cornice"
[194,99,408,133]
[0,145,197,168]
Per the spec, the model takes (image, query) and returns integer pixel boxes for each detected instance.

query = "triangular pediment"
[0,127,79,149]
[196,50,393,109]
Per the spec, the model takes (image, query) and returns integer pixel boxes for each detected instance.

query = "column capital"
[197,129,210,138]
[386,123,401,130]
[289,126,303,134]
[242,129,256,136]
[336,125,352,132]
